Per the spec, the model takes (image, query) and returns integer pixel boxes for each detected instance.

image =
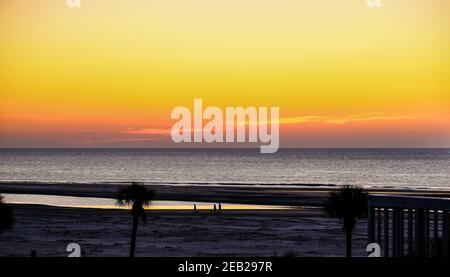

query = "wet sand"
[1,181,450,207]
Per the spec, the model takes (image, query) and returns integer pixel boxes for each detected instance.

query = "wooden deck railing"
[368,195,450,257]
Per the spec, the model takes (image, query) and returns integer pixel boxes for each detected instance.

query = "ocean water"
[0,148,449,190]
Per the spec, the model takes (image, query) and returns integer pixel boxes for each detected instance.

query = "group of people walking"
[192,203,222,214]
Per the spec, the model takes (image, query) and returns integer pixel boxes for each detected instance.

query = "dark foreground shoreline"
[1,182,449,257]
[0,203,367,257]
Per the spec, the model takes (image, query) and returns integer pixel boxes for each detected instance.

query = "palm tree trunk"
[130,214,138,257]
[345,228,352,257]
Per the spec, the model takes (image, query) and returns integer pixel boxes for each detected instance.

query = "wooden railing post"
[408,209,413,256]
[424,210,430,256]
[368,206,376,244]
[443,210,449,257]
[415,209,425,257]
[384,208,389,257]
[433,210,439,257]
[377,208,382,246]
[399,209,404,256]
[392,208,398,257]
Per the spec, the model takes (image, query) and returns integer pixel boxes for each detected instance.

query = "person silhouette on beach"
[213,204,217,214]
[193,203,197,213]
[219,203,222,213]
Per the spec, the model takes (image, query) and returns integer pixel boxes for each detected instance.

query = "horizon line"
[0,147,449,150]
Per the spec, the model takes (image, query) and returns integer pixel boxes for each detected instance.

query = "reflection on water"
[3,194,288,210]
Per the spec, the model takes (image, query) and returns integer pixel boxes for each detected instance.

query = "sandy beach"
[0,204,368,257]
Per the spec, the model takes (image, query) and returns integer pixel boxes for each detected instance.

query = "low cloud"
[121,113,420,135]
[280,113,419,125]
[122,128,171,135]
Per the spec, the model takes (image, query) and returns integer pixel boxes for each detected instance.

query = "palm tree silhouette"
[325,185,368,257]
[116,183,155,257]
[0,194,14,235]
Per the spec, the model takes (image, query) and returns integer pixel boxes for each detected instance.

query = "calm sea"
[0,148,449,190]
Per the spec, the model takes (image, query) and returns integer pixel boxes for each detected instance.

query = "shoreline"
[9,202,322,215]
[2,181,450,208]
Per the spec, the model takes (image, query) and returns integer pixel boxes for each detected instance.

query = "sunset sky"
[1,0,449,148]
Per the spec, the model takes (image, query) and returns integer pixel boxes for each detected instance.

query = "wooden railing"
[368,195,450,257]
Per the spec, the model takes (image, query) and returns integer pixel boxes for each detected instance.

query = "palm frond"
[115,182,155,207]
[324,185,368,230]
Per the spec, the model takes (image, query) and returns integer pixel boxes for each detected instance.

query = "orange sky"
[0,0,449,148]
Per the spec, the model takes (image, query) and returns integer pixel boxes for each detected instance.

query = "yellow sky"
[0,0,449,147]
